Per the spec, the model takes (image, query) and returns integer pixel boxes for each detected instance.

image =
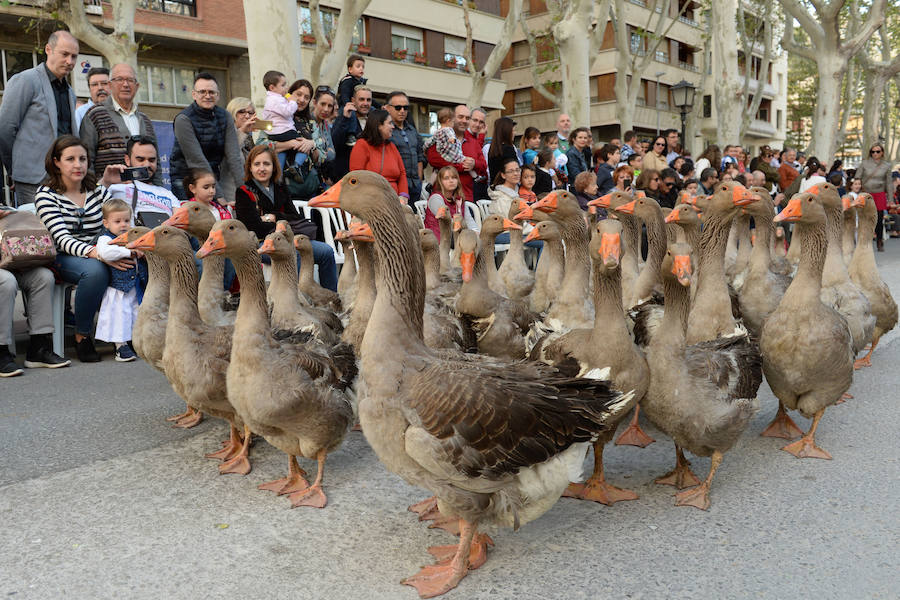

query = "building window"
[299,7,366,46]
[444,37,468,71]
[136,64,196,106]
[630,32,645,56]
[138,0,196,16]
[636,80,646,106]
[702,94,711,118]
[0,48,37,93]
[391,24,423,62]
[776,109,782,130]
[513,89,531,114]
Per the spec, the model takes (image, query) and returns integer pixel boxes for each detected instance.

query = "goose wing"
[684,332,763,401]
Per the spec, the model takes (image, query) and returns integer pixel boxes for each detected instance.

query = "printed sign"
[72,54,104,98]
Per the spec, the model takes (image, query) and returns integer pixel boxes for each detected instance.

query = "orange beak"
[127,230,156,251]
[806,184,820,196]
[588,205,597,215]
[257,237,276,255]
[615,199,636,214]
[164,206,190,229]
[590,193,613,209]
[436,205,448,219]
[599,232,621,267]
[460,251,475,283]
[664,209,681,224]
[347,221,374,242]
[774,196,803,223]
[524,227,542,243]
[309,181,342,208]
[109,231,130,246]
[513,206,534,221]
[502,218,522,231]
[197,229,226,258]
[634,190,647,199]
[275,221,289,233]
[850,195,866,209]
[732,184,757,206]
[452,218,463,232]
[517,199,530,211]
[672,255,692,286]
[532,191,558,213]
[335,229,350,241]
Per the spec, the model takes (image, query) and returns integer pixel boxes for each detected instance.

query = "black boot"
[0,345,23,377]
[75,336,101,363]
[25,333,71,369]
[877,237,885,252]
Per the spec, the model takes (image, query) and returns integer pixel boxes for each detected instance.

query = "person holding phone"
[34,135,130,362]
[106,136,179,226]
[613,165,634,193]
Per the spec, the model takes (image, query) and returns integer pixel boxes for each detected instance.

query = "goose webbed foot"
[835,392,853,404]
[427,533,494,570]
[165,405,193,422]
[403,519,478,598]
[782,409,832,459]
[655,446,700,489]
[427,515,461,535]
[205,424,243,461]
[674,450,723,511]
[170,407,203,428]
[218,425,252,475]
[760,403,804,439]
[259,455,309,495]
[614,405,655,447]
[287,449,328,508]
[409,496,442,521]
[563,442,638,505]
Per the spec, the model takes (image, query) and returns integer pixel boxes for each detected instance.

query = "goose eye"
[349,177,358,185]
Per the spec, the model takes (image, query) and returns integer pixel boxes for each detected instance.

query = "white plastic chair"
[305,206,352,266]
[414,199,427,226]
[464,201,482,230]
[476,199,492,221]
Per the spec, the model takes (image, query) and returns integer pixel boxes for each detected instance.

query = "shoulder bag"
[0,209,56,270]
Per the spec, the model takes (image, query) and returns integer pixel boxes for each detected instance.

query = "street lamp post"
[671,79,696,154]
[655,71,665,136]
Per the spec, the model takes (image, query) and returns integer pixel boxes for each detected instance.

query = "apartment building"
[499,0,788,155]
[297,0,507,133]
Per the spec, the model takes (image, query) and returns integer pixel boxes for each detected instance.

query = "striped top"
[34,185,109,257]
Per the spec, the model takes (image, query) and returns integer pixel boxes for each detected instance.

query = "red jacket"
[349,138,409,197]
[426,130,487,202]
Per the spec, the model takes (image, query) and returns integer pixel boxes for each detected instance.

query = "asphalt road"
[2,249,899,599]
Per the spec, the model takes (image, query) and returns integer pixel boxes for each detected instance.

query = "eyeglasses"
[871,149,883,155]
[651,177,660,181]
[193,89,219,97]
[505,168,521,174]
[88,81,109,87]
[389,104,409,111]
[110,77,137,85]
[654,142,665,147]
[237,108,256,115]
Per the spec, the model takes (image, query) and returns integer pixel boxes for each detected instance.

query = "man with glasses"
[657,167,680,208]
[73,66,109,132]
[331,85,373,180]
[426,105,486,202]
[80,63,161,186]
[663,128,680,162]
[385,91,424,202]
[698,167,719,196]
[169,72,244,203]
[0,30,78,206]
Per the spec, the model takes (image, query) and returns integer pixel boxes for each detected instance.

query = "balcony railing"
[514,101,532,114]
[655,50,669,63]
[678,15,698,27]
[678,61,699,72]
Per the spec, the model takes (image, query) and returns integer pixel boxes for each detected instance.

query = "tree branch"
[843,0,887,57]
[519,10,560,105]
[780,0,825,47]
[308,0,329,85]
[780,18,817,62]
[462,0,476,76]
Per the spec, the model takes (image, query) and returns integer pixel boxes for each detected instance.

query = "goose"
[664,203,702,252]
[533,219,648,504]
[256,222,343,344]
[164,202,236,326]
[737,188,792,339]
[848,192,898,368]
[456,228,536,360]
[841,195,857,266]
[611,194,667,308]
[807,183,875,357]
[127,226,249,473]
[293,234,342,312]
[419,228,472,353]
[339,222,376,352]
[644,241,761,509]
[759,193,853,458]
[109,227,202,427]
[496,199,535,302]
[198,219,357,507]
[309,172,635,597]
[727,214,752,292]
[589,190,642,304]
[525,220,564,313]
[336,234,358,307]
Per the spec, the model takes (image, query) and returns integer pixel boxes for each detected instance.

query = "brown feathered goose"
[760,193,853,459]
[309,172,634,598]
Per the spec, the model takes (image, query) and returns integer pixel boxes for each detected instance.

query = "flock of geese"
[110,171,896,598]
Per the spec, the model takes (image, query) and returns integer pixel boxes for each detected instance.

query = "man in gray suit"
[80,63,161,186]
[0,30,78,206]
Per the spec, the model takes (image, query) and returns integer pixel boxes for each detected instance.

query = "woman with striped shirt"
[35,135,128,362]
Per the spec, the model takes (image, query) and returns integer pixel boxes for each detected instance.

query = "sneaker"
[115,344,136,362]
[0,347,23,377]
[75,337,101,363]
[24,334,71,369]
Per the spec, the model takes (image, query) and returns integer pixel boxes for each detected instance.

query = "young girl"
[424,108,468,184]
[519,164,538,204]
[534,148,557,196]
[94,199,147,362]
[185,168,232,221]
[425,166,476,239]
[520,127,541,166]
[541,132,568,178]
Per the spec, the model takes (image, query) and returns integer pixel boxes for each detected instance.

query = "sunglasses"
[316,85,334,93]
[654,142,665,147]
[71,207,86,234]
[389,104,410,111]
[871,149,883,155]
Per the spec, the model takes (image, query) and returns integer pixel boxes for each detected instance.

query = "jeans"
[55,254,109,336]
[408,179,423,204]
